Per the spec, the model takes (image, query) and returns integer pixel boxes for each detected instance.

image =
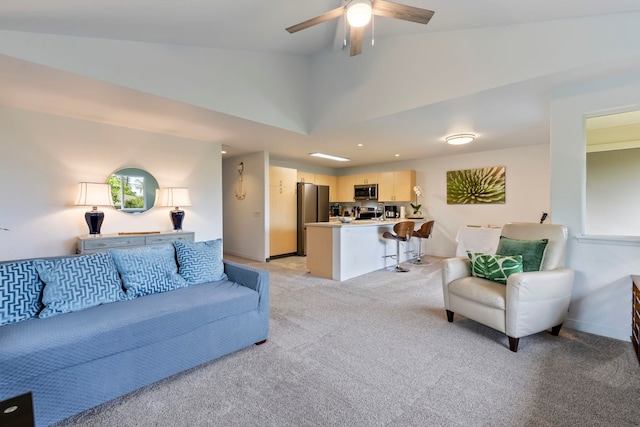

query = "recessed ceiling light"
[221,150,227,154]
[357,143,363,147]
[309,152,350,162]
[445,134,475,145]
[395,154,400,157]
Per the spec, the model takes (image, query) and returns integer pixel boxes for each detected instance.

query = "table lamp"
[159,187,191,231]
[75,182,113,235]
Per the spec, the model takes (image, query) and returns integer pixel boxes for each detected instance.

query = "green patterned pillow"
[467,251,524,285]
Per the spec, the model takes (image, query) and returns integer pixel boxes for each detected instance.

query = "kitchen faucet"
[375,202,385,221]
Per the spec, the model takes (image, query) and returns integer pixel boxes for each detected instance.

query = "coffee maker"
[331,203,342,217]
[385,205,398,218]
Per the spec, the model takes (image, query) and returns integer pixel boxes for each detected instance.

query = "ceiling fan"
[286,0,435,57]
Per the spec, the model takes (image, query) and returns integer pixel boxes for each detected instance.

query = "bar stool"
[412,220,434,264]
[382,221,415,272]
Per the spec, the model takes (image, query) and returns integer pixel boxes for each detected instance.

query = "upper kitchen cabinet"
[296,171,316,184]
[315,174,338,202]
[270,166,297,188]
[378,170,416,202]
[352,173,378,185]
[337,175,356,202]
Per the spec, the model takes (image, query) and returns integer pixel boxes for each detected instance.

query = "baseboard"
[564,318,631,342]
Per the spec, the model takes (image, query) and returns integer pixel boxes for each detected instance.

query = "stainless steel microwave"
[354,184,378,201]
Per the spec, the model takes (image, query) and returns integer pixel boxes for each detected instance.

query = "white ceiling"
[1,0,640,168]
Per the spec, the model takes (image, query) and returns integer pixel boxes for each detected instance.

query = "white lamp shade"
[75,182,113,207]
[347,0,372,27]
[159,187,192,207]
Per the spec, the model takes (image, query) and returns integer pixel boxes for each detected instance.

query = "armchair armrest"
[505,268,575,338]
[442,257,471,285]
[441,257,472,310]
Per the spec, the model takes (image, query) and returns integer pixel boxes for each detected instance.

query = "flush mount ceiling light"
[346,0,373,27]
[309,152,351,162]
[445,134,476,145]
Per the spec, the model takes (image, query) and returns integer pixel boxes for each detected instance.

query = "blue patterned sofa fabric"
[0,260,44,325]
[34,252,126,319]
[0,279,260,387]
[110,244,187,298]
[0,259,269,427]
[174,239,227,285]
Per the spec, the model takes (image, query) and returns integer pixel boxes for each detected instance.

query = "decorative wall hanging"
[235,162,246,200]
[446,166,506,204]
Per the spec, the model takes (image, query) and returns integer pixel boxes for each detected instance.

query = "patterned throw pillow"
[110,244,187,298]
[35,252,126,319]
[174,239,227,285]
[0,260,44,325]
[467,251,524,285]
[496,237,548,272]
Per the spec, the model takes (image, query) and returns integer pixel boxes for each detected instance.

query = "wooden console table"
[77,231,194,254]
[632,275,640,365]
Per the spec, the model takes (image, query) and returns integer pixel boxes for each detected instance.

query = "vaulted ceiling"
[1,0,640,168]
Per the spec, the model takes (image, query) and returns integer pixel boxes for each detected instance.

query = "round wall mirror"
[107,167,159,214]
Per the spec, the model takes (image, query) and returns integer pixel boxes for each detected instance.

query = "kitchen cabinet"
[269,166,297,257]
[270,166,297,188]
[337,175,356,202]
[297,171,315,184]
[353,173,378,185]
[378,170,416,202]
[315,174,338,202]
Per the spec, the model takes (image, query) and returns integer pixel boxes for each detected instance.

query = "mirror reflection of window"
[106,167,159,214]
[585,109,640,236]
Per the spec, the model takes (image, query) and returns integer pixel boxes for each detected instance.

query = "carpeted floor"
[55,255,640,426]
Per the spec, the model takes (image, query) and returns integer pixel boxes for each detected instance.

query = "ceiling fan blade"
[372,0,434,25]
[286,6,345,33]
[350,26,364,57]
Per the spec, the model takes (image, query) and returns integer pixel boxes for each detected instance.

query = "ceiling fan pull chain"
[371,13,375,46]
[343,9,348,48]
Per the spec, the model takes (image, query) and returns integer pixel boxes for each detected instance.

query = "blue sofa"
[0,245,269,427]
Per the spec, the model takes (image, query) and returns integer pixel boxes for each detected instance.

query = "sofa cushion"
[495,236,548,272]
[110,244,187,298]
[449,276,507,310]
[0,260,44,326]
[0,278,259,387]
[174,239,227,285]
[467,251,523,285]
[35,252,126,319]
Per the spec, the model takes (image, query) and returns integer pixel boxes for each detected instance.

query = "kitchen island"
[306,219,423,281]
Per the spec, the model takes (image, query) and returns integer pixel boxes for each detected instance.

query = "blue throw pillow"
[0,260,44,325]
[174,239,227,285]
[110,244,187,298]
[35,252,126,319]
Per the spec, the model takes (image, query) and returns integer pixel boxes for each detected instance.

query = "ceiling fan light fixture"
[309,152,351,162]
[445,134,476,145]
[346,0,372,27]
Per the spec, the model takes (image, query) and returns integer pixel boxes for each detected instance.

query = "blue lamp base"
[170,209,185,231]
[85,208,104,235]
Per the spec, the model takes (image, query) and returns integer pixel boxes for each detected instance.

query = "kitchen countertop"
[308,218,425,227]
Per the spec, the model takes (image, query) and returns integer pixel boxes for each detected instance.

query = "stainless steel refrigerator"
[297,183,330,256]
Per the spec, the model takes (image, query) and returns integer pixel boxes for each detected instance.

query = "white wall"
[341,144,550,257]
[551,70,640,341]
[0,105,223,260]
[222,152,268,262]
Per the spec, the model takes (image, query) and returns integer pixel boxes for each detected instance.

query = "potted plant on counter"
[408,186,424,219]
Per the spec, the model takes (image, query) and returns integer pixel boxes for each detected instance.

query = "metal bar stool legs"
[411,220,434,265]
[382,221,415,272]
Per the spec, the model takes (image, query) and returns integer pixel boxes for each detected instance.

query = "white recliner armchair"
[442,223,574,352]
